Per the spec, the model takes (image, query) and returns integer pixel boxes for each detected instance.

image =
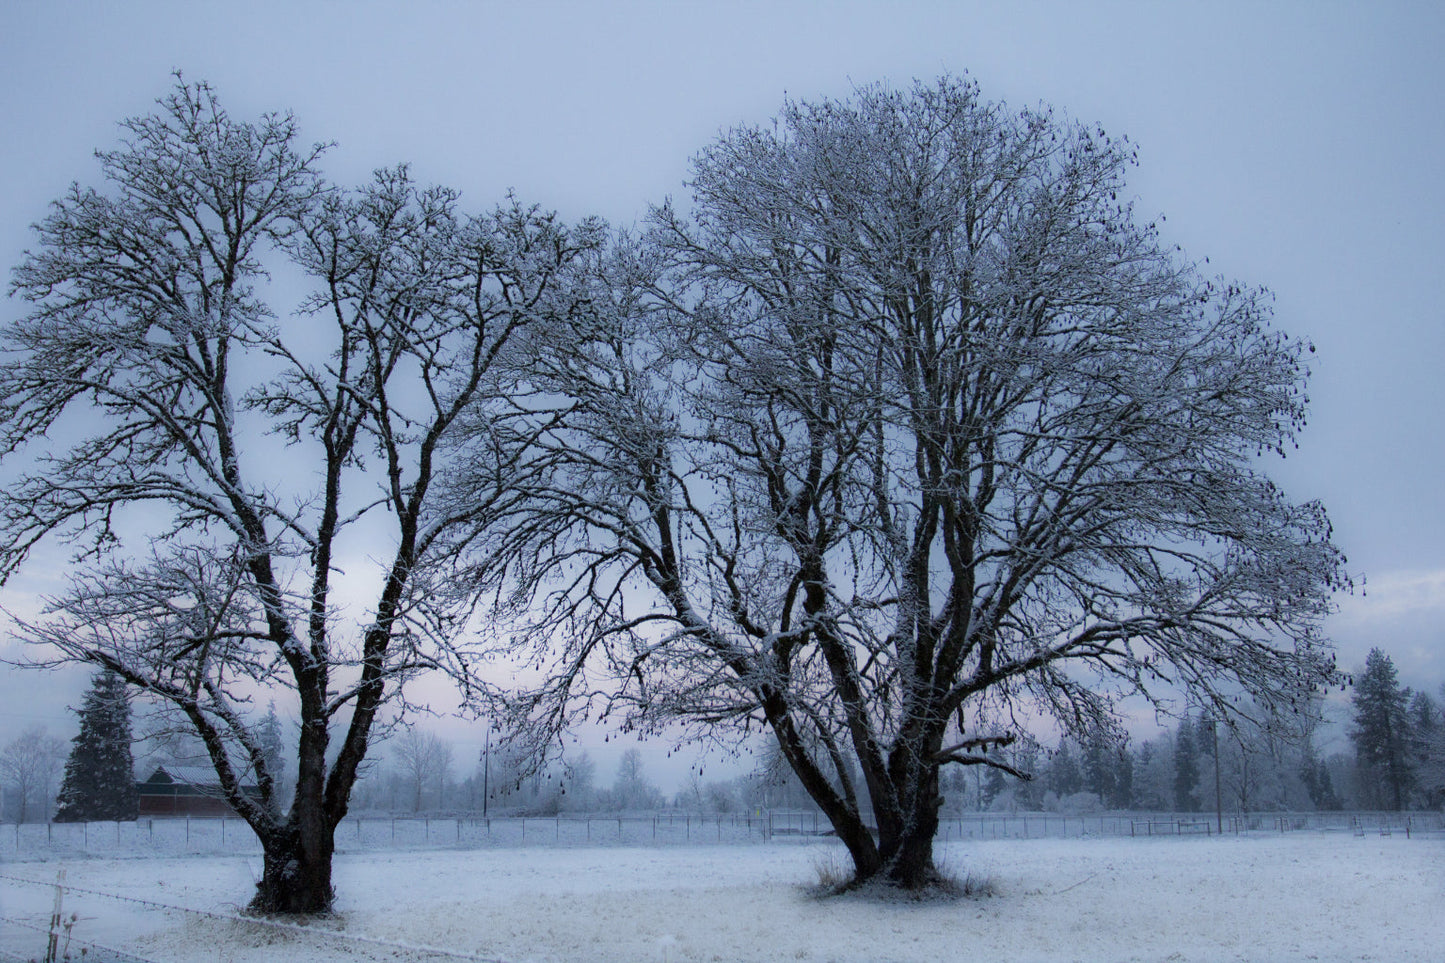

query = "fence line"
[0,871,507,963]
[928,809,1444,841]
[2,809,1439,858]
[1,811,775,857]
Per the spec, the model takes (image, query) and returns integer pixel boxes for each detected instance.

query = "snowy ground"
[1,833,1440,962]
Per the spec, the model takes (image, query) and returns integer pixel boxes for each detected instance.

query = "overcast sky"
[1,1,1441,781]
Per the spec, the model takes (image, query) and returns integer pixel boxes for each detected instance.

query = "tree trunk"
[875,762,945,890]
[880,803,943,889]
[249,822,335,915]
[811,754,948,892]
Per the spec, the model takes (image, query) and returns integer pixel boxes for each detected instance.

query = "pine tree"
[981,765,1007,809]
[256,702,288,814]
[1173,717,1199,812]
[1046,741,1084,798]
[1013,743,1045,810]
[1406,690,1441,807]
[53,669,137,822]
[1350,648,1414,811]
[1112,748,1135,810]
[1082,737,1117,804]
[1300,752,1342,810]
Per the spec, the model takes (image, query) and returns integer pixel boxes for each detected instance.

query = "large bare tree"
[468,77,1348,890]
[3,79,601,912]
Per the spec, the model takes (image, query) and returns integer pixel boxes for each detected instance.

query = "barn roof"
[141,765,257,791]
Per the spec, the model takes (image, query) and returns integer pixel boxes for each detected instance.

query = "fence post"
[46,868,66,963]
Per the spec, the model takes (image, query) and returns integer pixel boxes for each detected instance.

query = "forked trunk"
[812,757,948,892]
[874,762,946,890]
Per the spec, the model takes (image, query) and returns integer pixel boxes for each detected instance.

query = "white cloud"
[1334,568,1445,623]
[1328,568,1445,687]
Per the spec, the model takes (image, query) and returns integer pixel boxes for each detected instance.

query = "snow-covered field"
[2,833,1440,962]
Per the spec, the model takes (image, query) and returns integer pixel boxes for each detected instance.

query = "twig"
[1048,872,1098,895]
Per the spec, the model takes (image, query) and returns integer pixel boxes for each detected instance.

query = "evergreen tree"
[1132,740,1172,811]
[1406,690,1442,807]
[1350,648,1414,810]
[1013,743,1045,810]
[256,703,289,814]
[1196,717,1221,815]
[1046,741,1084,798]
[1108,746,1135,810]
[981,765,1007,810]
[1300,752,1342,810]
[1316,760,1341,811]
[1173,717,1199,812]
[53,669,137,822]
[1081,737,1116,804]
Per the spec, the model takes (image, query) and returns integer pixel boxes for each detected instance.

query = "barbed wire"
[0,873,509,963]
[0,913,162,963]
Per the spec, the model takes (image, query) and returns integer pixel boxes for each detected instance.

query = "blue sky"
[1,1,1442,780]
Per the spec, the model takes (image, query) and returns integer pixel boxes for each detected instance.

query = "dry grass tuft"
[806,853,994,901]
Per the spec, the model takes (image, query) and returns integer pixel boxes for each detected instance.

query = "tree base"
[829,869,992,901]
[248,856,335,916]
[814,853,993,901]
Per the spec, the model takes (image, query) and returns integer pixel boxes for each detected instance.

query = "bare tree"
[0,725,66,823]
[2,79,601,912]
[468,77,1347,889]
[391,728,452,812]
[610,747,663,811]
[559,750,597,812]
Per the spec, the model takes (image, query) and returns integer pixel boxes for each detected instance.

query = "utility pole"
[1212,718,1223,834]
[480,726,490,819]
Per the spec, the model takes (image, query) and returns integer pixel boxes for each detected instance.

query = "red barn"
[136,765,261,817]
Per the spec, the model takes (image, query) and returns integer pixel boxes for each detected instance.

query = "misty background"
[1,0,1441,794]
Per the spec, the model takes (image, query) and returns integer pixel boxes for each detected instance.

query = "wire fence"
[928,809,1445,840]
[1,808,1439,859]
[0,811,774,858]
